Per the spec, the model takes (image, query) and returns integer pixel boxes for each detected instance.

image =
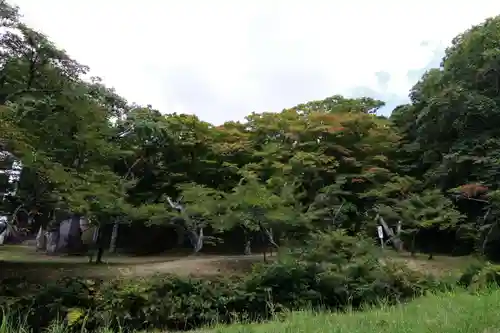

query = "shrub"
[246,230,450,312]
[1,276,250,332]
[246,254,442,311]
[459,262,500,290]
[298,230,378,264]
[2,277,103,331]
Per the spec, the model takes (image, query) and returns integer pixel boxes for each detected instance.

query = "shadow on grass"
[0,245,182,282]
[0,259,124,282]
[0,245,266,283]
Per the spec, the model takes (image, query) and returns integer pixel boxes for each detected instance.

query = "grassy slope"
[4,290,499,333]
[205,290,500,333]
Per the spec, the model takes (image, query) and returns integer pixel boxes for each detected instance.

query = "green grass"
[2,289,500,332]
[385,251,481,278]
[0,245,260,281]
[203,289,500,333]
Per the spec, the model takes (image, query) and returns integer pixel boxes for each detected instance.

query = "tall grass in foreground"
[2,289,500,333]
[205,288,500,333]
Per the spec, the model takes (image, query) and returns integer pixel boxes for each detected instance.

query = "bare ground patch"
[381,251,479,277]
[0,245,264,281]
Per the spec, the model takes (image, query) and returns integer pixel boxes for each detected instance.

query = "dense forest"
[1,0,500,263]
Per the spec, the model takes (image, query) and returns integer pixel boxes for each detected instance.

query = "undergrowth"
[2,289,500,333]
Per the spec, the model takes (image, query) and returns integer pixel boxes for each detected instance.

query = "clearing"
[0,245,263,281]
[203,289,500,333]
[0,245,477,282]
[382,251,478,277]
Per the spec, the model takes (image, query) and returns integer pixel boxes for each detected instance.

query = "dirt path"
[114,254,264,277]
[0,245,266,280]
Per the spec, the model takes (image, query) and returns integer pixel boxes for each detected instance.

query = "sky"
[9,0,500,125]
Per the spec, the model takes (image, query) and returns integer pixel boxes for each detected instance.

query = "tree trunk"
[378,216,403,251]
[0,223,8,245]
[261,226,279,249]
[46,230,59,255]
[243,230,252,255]
[188,227,204,253]
[109,220,119,253]
[67,215,83,253]
[244,240,252,255]
[36,226,46,251]
[91,226,104,264]
[166,197,204,253]
[260,230,268,262]
[411,232,417,257]
[96,245,104,264]
[0,220,6,236]
[427,234,434,260]
[331,200,345,226]
[481,222,497,256]
[175,224,185,246]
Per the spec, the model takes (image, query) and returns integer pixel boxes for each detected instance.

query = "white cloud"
[9,0,500,124]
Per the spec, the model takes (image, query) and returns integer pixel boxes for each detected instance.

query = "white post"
[377,225,384,248]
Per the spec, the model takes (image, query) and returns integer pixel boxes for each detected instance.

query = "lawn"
[204,289,500,333]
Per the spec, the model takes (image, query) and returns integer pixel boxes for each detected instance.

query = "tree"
[378,189,464,257]
[220,170,304,258]
[392,16,500,192]
[166,183,225,253]
[0,2,134,256]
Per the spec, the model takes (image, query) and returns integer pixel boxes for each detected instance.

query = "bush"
[245,231,451,312]
[1,276,250,332]
[0,232,449,332]
[459,262,500,290]
[298,230,378,265]
[247,255,444,311]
